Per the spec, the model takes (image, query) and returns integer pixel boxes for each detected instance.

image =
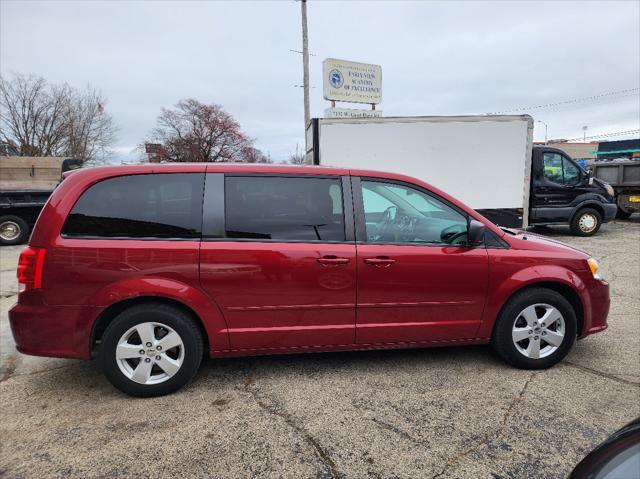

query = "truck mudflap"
[602,203,618,222]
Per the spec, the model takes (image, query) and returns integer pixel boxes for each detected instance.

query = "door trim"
[225,303,355,311]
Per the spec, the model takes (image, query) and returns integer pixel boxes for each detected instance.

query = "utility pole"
[301,0,310,147]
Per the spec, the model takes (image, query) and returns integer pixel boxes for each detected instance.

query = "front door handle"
[317,256,350,266]
[364,257,396,267]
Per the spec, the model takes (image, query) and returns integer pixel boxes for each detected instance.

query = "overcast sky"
[1,0,639,162]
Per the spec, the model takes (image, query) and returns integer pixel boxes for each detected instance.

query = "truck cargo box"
[306,115,533,227]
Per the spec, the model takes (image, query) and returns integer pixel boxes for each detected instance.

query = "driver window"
[543,153,564,183]
[361,180,468,245]
[543,153,581,186]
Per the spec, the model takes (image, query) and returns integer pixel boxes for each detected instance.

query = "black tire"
[0,215,30,246]
[491,288,577,370]
[570,208,602,236]
[615,207,632,220]
[99,303,204,397]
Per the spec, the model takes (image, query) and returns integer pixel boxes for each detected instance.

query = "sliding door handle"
[364,257,396,267]
[317,256,350,266]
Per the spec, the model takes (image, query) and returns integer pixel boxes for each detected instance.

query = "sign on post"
[324,108,382,119]
[323,58,382,104]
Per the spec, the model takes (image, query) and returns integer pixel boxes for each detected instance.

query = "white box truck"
[305,115,617,235]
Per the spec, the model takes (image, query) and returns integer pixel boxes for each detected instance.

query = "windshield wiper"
[500,227,518,235]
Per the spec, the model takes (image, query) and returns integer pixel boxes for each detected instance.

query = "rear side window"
[62,173,204,238]
[224,176,345,242]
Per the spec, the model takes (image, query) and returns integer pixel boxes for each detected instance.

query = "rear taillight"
[17,247,46,292]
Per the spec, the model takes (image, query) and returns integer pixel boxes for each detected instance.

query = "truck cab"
[530,146,617,235]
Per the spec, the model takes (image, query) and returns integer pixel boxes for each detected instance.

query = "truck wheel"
[570,208,602,236]
[491,288,577,369]
[99,303,204,397]
[615,207,632,220]
[0,215,30,246]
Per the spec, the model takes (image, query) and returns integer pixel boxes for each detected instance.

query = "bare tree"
[288,152,306,164]
[246,147,273,164]
[0,73,116,162]
[288,143,306,164]
[146,99,255,162]
[64,86,117,161]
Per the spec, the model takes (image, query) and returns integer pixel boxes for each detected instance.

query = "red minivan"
[9,163,610,396]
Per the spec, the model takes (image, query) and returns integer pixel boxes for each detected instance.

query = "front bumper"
[580,278,610,338]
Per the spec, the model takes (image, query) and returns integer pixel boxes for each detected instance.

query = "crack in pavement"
[241,376,343,479]
[563,361,640,387]
[371,417,426,447]
[430,371,537,479]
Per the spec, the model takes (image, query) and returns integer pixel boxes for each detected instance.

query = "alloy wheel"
[512,303,565,359]
[115,322,184,385]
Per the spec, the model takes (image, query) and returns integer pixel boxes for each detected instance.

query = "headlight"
[587,257,601,279]
[604,183,615,197]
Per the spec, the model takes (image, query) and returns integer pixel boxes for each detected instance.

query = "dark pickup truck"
[528,146,617,236]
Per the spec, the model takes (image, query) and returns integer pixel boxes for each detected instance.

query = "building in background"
[145,143,166,163]
[534,138,640,164]
[545,141,599,162]
[595,139,640,161]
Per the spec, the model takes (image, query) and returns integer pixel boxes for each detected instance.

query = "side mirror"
[468,219,486,246]
[587,169,594,185]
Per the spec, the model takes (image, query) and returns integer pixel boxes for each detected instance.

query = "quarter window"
[62,173,204,238]
[361,181,468,245]
[224,176,345,242]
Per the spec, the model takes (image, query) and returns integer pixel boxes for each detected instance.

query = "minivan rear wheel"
[99,303,204,397]
[492,288,577,369]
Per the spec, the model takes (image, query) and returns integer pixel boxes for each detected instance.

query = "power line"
[560,129,640,142]
[488,88,640,115]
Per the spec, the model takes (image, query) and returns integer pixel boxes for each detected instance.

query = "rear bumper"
[580,278,610,338]
[9,300,92,359]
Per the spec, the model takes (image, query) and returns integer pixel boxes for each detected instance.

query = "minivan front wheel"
[570,208,602,236]
[99,303,203,397]
[492,288,577,369]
